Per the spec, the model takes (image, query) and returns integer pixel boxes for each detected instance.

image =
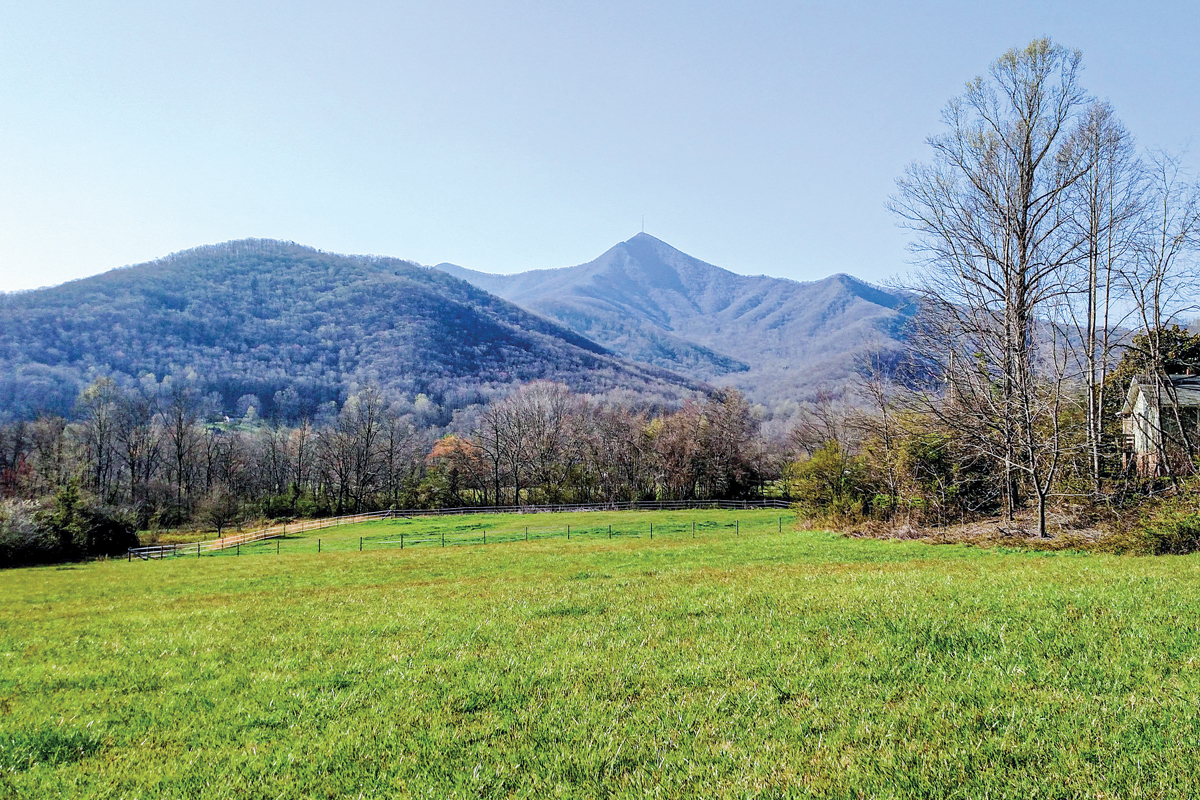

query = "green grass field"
[4,509,1200,798]
[198,508,793,557]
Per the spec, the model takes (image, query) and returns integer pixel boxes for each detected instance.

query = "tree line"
[0,378,773,564]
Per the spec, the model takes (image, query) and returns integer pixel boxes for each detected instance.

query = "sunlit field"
[5,509,1200,798]
[194,508,794,557]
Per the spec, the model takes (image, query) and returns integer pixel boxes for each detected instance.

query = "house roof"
[1120,374,1200,416]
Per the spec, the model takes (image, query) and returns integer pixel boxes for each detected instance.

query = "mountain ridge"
[0,239,703,422]
[435,233,915,400]
[0,234,914,421]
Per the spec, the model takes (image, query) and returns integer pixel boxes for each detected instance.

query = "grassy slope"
[3,510,1200,798]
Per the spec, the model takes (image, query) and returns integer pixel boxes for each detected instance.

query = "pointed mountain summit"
[0,239,702,420]
[437,234,915,401]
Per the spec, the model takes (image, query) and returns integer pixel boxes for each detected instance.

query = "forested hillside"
[437,233,916,401]
[0,239,701,422]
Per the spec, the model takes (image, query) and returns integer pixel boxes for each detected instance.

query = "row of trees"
[445,382,762,506]
[0,378,772,556]
[888,38,1200,536]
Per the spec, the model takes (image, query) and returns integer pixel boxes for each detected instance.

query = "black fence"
[127,500,796,561]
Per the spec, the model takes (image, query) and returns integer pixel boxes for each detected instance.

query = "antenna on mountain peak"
[641,215,644,233]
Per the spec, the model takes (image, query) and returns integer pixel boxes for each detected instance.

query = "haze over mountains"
[0,240,701,422]
[0,234,913,423]
[438,233,915,403]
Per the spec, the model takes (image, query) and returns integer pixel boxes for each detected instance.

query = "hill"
[437,233,916,402]
[0,239,702,421]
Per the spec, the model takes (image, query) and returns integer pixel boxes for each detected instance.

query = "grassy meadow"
[198,508,793,556]
[4,509,1200,798]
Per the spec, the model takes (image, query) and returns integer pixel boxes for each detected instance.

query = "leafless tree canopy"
[0,379,775,536]
[890,38,1200,536]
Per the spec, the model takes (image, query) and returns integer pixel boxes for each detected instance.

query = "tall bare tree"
[380,413,422,509]
[699,388,760,498]
[114,392,162,517]
[587,406,652,502]
[1064,102,1144,490]
[891,38,1094,536]
[289,418,314,511]
[76,377,121,502]
[163,386,201,508]
[512,382,582,504]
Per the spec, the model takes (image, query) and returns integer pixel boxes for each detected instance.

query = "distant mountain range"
[0,234,913,422]
[0,240,702,421]
[437,233,915,405]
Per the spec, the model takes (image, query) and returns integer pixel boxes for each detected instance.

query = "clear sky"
[1,1,1196,292]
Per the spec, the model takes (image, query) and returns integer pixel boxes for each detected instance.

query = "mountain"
[436,233,915,403]
[0,239,702,421]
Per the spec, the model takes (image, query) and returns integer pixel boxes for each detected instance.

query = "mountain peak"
[0,242,702,421]
[431,237,914,400]
[620,232,692,261]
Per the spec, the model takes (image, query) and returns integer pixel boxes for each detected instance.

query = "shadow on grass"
[0,728,102,773]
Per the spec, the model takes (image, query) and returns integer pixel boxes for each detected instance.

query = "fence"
[127,511,393,560]
[126,499,794,560]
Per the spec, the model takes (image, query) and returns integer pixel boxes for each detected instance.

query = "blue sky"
[1,1,1196,292]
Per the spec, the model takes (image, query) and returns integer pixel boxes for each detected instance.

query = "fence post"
[401,533,404,549]
[692,521,695,538]
[567,525,570,541]
[277,540,280,555]
[318,539,321,554]
[237,542,240,556]
[608,524,611,539]
[779,517,782,533]
[360,537,363,551]
[197,543,201,558]
[736,520,739,536]
[484,530,487,545]
[442,530,445,547]
[525,526,528,542]
[650,523,653,541]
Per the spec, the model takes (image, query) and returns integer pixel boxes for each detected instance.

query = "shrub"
[1140,513,1200,555]
[79,506,139,557]
[0,500,53,566]
[786,442,874,524]
[0,485,136,567]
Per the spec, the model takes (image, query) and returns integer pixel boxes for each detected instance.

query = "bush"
[786,442,874,524]
[1140,513,1200,555]
[0,500,54,566]
[79,507,139,557]
[893,430,1000,525]
[258,493,294,520]
[0,485,137,568]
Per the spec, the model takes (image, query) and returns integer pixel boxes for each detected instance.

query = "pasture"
[4,509,1200,798]
[194,508,794,557]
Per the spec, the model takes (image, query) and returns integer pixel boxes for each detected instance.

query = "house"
[1120,374,1200,476]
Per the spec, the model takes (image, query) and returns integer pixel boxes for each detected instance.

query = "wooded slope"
[0,239,701,421]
